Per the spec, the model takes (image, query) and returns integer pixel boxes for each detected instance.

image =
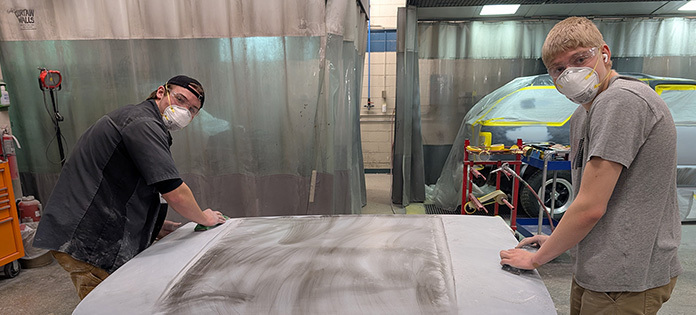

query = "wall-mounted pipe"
[365,19,373,110]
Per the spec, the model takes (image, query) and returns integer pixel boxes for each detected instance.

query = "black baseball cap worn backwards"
[167,75,205,108]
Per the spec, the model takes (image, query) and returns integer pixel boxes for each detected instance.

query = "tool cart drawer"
[0,216,19,259]
[0,187,11,219]
[0,161,23,267]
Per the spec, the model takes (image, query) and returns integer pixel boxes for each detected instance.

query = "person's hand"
[201,209,226,226]
[499,248,538,270]
[515,234,549,249]
[157,220,182,239]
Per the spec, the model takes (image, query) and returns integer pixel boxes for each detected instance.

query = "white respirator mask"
[555,53,609,105]
[162,93,192,131]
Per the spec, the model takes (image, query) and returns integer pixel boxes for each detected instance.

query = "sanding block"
[501,264,534,275]
[501,244,539,275]
[194,215,230,232]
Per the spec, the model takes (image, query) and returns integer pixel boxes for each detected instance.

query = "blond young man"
[499,17,681,314]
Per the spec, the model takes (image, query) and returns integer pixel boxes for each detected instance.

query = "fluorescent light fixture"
[678,1,696,11]
[480,4,520,15]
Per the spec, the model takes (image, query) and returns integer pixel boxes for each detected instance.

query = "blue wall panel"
[369,29,396,52]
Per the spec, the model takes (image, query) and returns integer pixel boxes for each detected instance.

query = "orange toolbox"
[0,160,23,278]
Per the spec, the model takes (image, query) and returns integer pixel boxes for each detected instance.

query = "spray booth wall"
[0,0,368,217]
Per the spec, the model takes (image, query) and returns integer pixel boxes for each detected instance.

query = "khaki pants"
[570,276,677,315]
[51,251,110,300]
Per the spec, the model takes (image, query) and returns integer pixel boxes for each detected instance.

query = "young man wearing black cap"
[34,75,226,299]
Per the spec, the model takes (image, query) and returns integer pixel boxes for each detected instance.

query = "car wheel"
[519,169,574,219]
[3,260,21,278]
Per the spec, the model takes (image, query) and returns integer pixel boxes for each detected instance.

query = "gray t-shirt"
[569,76,682,292]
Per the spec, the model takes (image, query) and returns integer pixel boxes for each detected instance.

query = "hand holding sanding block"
[194,215,230,231]
[501,244,539,275]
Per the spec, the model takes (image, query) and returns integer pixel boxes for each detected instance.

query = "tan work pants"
[571,276,677,315]
[51,251,110,300]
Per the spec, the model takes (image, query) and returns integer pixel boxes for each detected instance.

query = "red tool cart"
[0,160,23,278]
[462,139,523,232]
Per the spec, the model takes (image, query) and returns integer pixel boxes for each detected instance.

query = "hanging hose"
[491,163,556,231]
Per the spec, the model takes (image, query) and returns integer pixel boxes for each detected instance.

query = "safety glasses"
[547,47,598,79]
[167,90,200,116]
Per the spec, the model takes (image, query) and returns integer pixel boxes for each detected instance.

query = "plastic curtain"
[420,17,696,211]
[391,7,425,206]
[0,0,367,217]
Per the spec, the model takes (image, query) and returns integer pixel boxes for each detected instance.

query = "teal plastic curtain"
[392,7,425,206]
[0,0,368,217]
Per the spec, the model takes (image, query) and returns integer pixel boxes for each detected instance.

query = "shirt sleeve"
[587,87,659,168]
[154,178,184,194]
[120,118,181,185]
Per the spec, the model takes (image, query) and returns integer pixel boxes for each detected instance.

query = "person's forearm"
[532,157,621,267]
[161,183,208,224]
[532,198,604,266]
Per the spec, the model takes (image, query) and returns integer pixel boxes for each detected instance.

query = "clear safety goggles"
[547,47,599,79]
[167,89,200,116]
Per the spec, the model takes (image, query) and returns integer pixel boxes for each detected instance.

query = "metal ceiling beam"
[409,1,695,20]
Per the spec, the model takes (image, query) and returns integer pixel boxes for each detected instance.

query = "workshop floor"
[1,173,695,314]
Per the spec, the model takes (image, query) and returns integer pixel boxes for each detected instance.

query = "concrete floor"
[1,173,694,314]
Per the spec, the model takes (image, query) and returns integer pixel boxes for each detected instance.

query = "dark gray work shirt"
[34,100,180,273]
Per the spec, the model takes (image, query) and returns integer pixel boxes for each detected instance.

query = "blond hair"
[542,17,606,67]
